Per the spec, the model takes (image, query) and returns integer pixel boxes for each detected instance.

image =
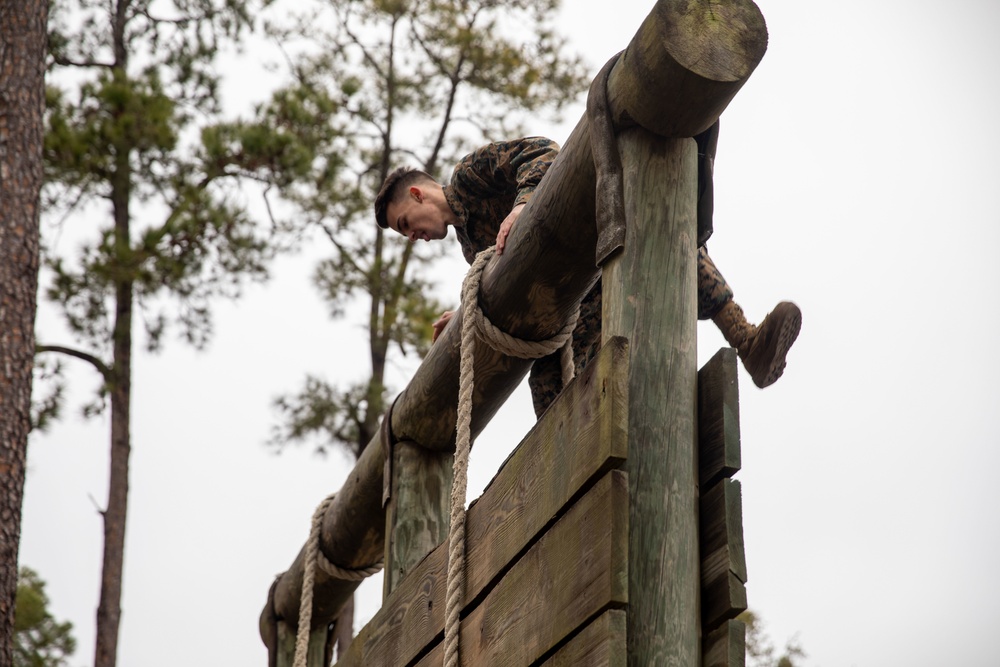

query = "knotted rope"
[444,246,579,667]
[294,493,384,667]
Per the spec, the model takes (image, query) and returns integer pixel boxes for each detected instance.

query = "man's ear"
[408,186,423,203]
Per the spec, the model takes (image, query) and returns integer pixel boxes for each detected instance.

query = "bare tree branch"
[36,344,112,380]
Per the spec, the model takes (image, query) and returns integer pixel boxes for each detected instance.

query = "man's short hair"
[374,167,436,229]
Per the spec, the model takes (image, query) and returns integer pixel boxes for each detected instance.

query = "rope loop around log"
[294,492,384,667]
[445,245,579,667]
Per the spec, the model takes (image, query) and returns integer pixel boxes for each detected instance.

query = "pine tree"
[0,0,48,663]
[36,2,329,665]
[13,568,76,667]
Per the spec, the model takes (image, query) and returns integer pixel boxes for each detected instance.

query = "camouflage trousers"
[528,246,733,418]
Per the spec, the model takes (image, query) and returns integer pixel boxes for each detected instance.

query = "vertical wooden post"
[383,440,453,598]
[602,128,700,665]
[276,620,329,667]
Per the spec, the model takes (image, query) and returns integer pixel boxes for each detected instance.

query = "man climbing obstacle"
[374,135,801,417]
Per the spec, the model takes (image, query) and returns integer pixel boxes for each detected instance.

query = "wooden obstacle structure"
[326,343,747,666]
[260,0,768,664]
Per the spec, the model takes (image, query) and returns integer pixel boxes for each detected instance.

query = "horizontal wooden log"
[335,341,630,667]
[698,347,741,487]
[701,478,748,629]
[542,610,627,667]
[703,619,746,667]
[412,471,629,667]
[606,0,767,137]
[264,0,767,647]
[263,437,387,639]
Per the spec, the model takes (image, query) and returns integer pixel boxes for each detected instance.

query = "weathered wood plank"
[464,336,628,599]
[602,128,700,665]
[702,571,747,632]
[701,478,748,629]
[542,609,627,667]
[703,619,746,667]
[698,347,741,487]
[383,441,453,599]
[700,478,747,585]
[412,472,629,667]
[335,341,629,667]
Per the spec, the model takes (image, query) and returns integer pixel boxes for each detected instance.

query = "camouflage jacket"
[443,137,559,264]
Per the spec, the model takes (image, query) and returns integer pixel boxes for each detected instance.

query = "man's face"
[386,186,448,243]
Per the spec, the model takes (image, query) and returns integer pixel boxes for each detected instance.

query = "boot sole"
[748,303,802,388]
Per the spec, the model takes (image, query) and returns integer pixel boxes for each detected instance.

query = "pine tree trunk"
[0,0,47,663]
[94,281,132,667]
[95,8,133,658]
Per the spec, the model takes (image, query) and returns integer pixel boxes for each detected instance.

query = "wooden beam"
[700,479,747,587]
[703,619,746,667]
[263,0,768,647]
[702,571,747,634]
[412,472,629,667]
[606,1,768,137]
[699,347,741,487]
[700,479,748,629]
[383,441,453,599]
[335,341,629,667]
[602,128,700,665]
[701,479,747,630]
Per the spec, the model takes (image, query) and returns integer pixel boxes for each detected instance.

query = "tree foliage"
[13,569,76,667]
[267,0,588,461]
[740,610,807,667]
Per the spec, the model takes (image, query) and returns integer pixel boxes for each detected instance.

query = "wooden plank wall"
[337,342,749,667]
[698,348,748,667]
[336,338,630,667]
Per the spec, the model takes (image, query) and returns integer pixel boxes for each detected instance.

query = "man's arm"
[452,137,560,255]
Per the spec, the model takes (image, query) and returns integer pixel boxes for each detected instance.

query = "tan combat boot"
[712,300,802,388]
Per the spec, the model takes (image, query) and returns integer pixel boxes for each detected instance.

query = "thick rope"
[294,493,384,667]
[444,246,578,667]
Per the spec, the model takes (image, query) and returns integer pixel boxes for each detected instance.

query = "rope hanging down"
[293,493,384,667]
[444,246,579,667]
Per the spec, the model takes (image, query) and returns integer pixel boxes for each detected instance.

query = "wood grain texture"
[602,128,700,666]
[698,347,741,487]
[703,619,746,667]
[412,472,629,667]
[276,620,328,667]
[700,479,748,629]
[700,479,747,585]
[335,342,630,667]
[606,0,768,137]
[701,570,747,632]
[384,441,453,599]
[542,610,627,667]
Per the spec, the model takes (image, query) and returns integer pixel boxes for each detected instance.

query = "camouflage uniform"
[444,137,733,418]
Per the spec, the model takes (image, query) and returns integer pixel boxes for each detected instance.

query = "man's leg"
[698,248,801,388]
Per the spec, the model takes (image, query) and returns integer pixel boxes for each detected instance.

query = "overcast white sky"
[20,1,1000,666]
